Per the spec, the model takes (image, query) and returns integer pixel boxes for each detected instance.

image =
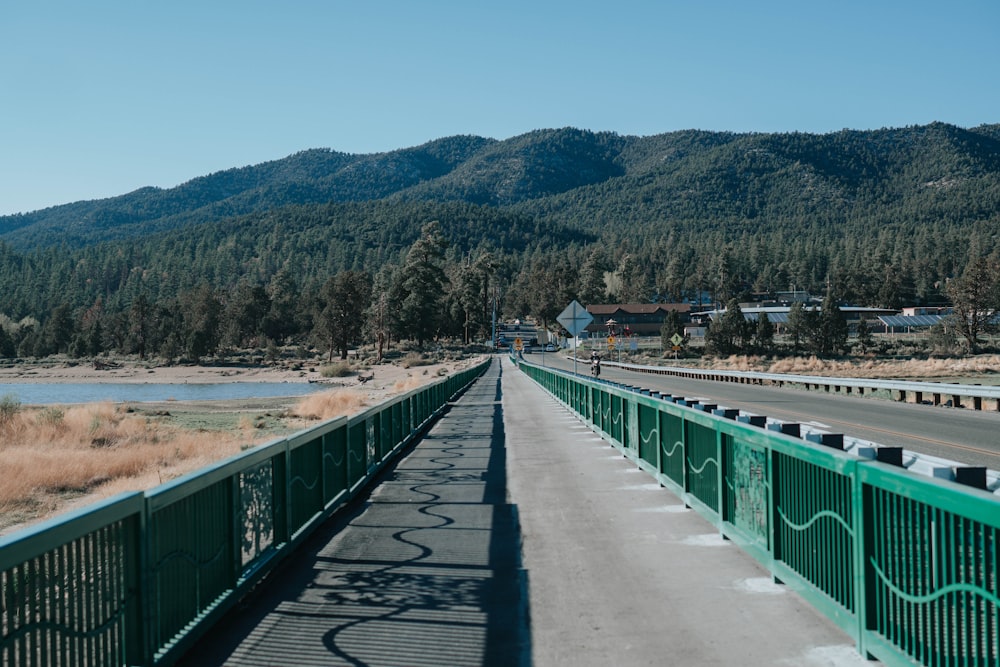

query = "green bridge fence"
[517,358,999,667]
[0,359,490,667]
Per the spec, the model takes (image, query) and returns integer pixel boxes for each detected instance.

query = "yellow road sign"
[607,335,616,350]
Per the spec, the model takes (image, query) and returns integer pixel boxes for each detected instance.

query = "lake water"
[0,382,327,405]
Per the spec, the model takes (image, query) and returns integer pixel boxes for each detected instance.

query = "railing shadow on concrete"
[0,359,490,667]
[173,360,525,666]
[518,357,999,667]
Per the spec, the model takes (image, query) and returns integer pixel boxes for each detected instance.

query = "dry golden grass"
[401,352,435,368]
[0,356,483,534]
[288,367,446,421]
[290,389,371,421]
[767,355,1000,379]
[693,354,1000,380]
[0,402,269,533]
[392,375,430,392]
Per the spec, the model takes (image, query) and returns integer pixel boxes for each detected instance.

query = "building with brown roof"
[584,304,691,336]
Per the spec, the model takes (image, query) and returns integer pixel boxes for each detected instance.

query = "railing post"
[716,423,725,535]
[274,442,290,545]
[627,397,639,454]
[851,462,872,659]
[229,472,242,587]
[128,505,149,666]
[767,447,781,582]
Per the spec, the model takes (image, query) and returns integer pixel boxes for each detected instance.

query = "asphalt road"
[532,353,1000,471]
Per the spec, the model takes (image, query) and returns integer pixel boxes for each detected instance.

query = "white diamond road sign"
[556,300,594,338]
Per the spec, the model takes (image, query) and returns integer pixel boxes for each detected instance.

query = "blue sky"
[1,1,997,216]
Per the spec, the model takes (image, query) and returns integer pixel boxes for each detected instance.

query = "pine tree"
[222,280,270,349]
[262,268,301,345]
[786,301,807,353]
[578,247,609,305]
[855,317,874,354]
[128,293,153,360]
[614,253,649,303]
[315,271,372,361]
[810,295,848,356]
[398,222,449,347]
[38,303,75,357]
[448,252,496,344]
[706,299,749,356]
[0,324,14,358]
[366,266,400,362]
[946,254,1000,353]
[180,284,222,361]
[754,311,775,353]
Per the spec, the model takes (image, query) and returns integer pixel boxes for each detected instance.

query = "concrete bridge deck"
[177,357,866,666]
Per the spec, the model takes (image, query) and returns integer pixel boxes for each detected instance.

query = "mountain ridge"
[1,122,999,253]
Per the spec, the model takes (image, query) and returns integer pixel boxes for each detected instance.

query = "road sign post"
[670,333,684,359]
[557,300,594,376]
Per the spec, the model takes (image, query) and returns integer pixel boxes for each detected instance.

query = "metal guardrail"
[594,357,1000,492]
[0,359,491,667]
[518,358,1000,667]
[600,358,1000,411]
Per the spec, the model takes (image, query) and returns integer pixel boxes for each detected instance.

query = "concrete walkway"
[178,357,869,666]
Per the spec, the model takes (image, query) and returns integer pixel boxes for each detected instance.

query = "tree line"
[4,218,1000,363]
[0,222,472,362]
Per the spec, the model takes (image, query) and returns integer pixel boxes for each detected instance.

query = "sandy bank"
[0,360,322,385]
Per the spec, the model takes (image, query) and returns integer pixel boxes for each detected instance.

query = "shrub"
[0,394,20,426]
[35,407,65,427]
[320,362,355,378]
[402,353,435,368]
[292,390,369,420]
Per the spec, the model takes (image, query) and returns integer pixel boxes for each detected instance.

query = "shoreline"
[0,360,324,385]
[3,353,999,386]
[0,355,487,534]
[0,356,487,412]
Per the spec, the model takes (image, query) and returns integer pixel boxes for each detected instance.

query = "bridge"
[2,356,998,665]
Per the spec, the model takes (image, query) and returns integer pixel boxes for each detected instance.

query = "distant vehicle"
[495,321,539,350]
[544,343,557,352]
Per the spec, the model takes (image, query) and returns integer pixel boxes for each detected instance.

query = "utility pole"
[490,287,498,350]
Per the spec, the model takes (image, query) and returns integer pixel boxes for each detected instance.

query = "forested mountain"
[1,122,999,360]
[4,123,998,251]
[4,123,999,247]
[0,135,498,248]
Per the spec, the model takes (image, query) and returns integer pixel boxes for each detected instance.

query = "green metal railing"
[0,359,489,667]
[518,360,999,667]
